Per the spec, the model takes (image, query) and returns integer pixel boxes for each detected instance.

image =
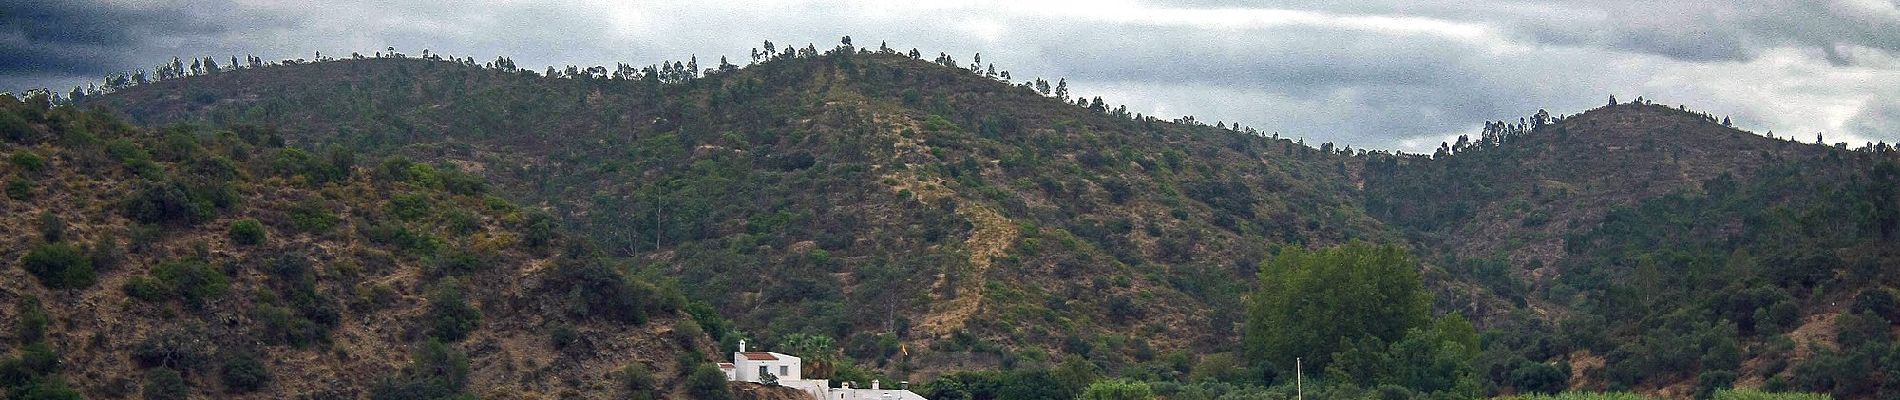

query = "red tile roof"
[740,352,778,360]
[718,363,735,368]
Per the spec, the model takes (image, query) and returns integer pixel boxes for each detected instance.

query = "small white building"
[726,340,803,383]
[724,339,929,400]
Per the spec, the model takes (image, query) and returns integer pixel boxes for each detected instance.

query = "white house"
[727,340,803,383]
[724,339,929,400]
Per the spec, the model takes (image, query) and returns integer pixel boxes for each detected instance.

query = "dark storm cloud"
[0,0,232,75]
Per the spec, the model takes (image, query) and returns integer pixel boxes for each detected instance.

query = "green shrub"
[162,260,228,304]
[123,276,168,302]
[21,243,94,289]
[685,363,734,400]
[617,363,659,400]
[522,211,555,248]
[219,352,270,393]
[1494,393,1659,400]
[106,139,150,163]
[15,296,49,344]
[123,181,214,225]
[547,260,671,325]
[254,255,339,347]
[427,280,481,342]
[131,328,211,371]
[369,340,470,400]
[1709,388,1833,400]
[387,193,431,220]
[672,318,705,348]
[1077,379,1154,400]
[363,222,442,256]
[36,211,62,242]
[0,110,30,142]
[13,376,83,400]
[288,198,340,233]
[2,342,62,379]
[228,218,266,245]
[549,324,579,351]
[443,209,480,235]
[142,367,188,400]
[10,152,45,173]
[430,252,487,276]
[89,238,125,272]
[1511,361,1568,395]
[4,177,28,200]
[1697,370,1739,399]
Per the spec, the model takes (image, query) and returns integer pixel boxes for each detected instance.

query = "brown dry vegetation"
[0,99,714,399]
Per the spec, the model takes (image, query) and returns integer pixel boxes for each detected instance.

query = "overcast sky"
[4,0,1897,152]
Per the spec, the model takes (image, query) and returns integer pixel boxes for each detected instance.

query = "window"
[759,366,768,378]
[780,365,789,377]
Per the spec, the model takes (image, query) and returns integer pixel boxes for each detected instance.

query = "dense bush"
[123,276,168,302]
[131,329,212,371]
[255,254,339,347]
[1710,388,1834,400]
[616,363,658,400]
[228,218,266,245]
[685,363,734,400]
[522,211,555,248]
[1078,379,1154,400]
[0,110,30,142]
[123,180,214,225]
[10,152,45,173]
[141,367,188,400]
[35,212,61,242]
[10,377,83,400]
[287,198,340,232]
[270,147,352,184]
[547,260,672,325]
[387,193,432,220]
[1511,361,1568,395]
[368,340,471,400]
[14,297,49,344]
[150,260,230,307]
[363,222,442,256]
[21,243,94,289]
[219,352,270,393]
[4,177,28,200]
[427,280,482,342]
[1246,242,1430,373]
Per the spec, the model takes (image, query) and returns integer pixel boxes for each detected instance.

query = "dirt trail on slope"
[917,202,1017,337]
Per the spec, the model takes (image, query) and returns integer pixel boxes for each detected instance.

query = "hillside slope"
[71,46,1900,398]
[1366,102,1900,398]
[85,49,1415,374]
[0,96,714,399]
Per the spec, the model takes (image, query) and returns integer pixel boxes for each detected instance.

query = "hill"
[0,95,719,399]
[83,48,1411,376]
[65,44,1900,398]
[1365,101,1900,398]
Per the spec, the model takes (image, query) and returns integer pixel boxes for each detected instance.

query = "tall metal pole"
[1296,357,1303,400]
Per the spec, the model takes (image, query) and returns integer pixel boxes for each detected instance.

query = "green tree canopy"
[1244,242,1431,374]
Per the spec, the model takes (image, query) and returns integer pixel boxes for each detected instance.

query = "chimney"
[739,339,746,353]
[901,381,910,390]
[871,380,880,390]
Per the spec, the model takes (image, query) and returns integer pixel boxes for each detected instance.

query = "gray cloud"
[1849,96,1900,144]
[0,0,234,75]
[2,0,1895,150]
